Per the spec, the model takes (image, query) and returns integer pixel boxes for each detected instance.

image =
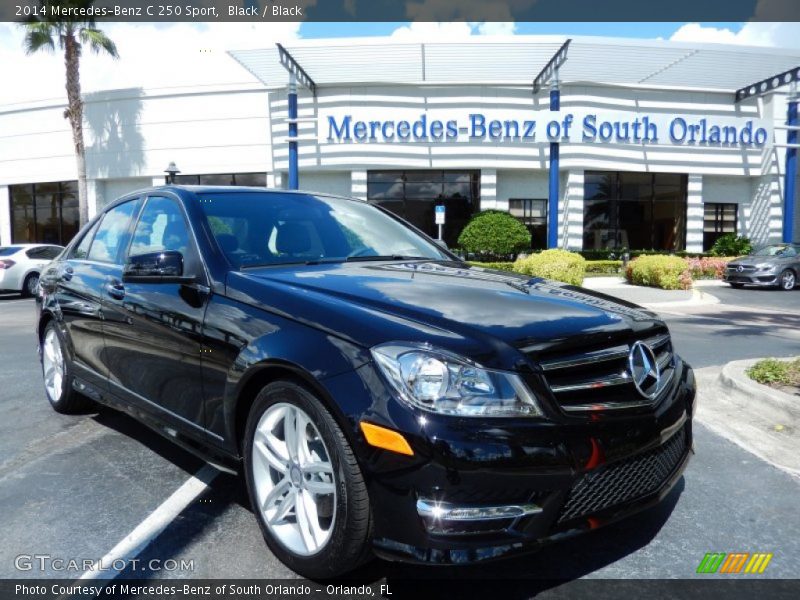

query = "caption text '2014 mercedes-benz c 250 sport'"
[36,187,696,578]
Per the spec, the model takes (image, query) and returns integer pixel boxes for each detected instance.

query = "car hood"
[729,255,779,267]
[226,261,663,370]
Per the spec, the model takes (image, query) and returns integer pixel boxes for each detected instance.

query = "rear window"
[0,246,21,256]
[26,246,62,260]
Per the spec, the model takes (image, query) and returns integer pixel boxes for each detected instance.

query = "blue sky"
[299,22,746,39]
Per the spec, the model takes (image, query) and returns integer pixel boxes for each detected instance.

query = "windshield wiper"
[345,255,431,262]
[240,258,345,269]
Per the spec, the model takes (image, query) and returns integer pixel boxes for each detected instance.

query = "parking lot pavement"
[1,295,799,586]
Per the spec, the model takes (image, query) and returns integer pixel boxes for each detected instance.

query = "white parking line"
[79,464,219,580]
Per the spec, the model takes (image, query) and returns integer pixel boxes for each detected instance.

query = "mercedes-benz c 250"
[36,186,696,578]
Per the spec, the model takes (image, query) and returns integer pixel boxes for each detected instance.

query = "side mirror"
[435,239,449,250]
[123,251,192,283]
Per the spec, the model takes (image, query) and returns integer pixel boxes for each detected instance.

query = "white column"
[351,170,367,200]
[151,176,164,187]
[559,170,584,250]
[480,169,498,210]
[86,180,101,219]
[685,174,704,253]
[267,172,283,189]
[0,186,11,246]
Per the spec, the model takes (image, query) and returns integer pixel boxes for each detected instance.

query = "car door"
[100,193,209,434]
[53,199,142,392]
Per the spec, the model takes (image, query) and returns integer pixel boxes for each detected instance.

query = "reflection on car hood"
[228,261,663,369]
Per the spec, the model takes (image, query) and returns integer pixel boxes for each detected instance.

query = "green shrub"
[746,358,800,387]
[513,249,586,286]
[467,261,516,272]
[585,260,623,274]
[457,210,531,260]
[711,234,752,257]
[625,255,692,290]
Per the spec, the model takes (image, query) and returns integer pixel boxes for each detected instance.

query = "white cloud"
[669,22,800,49]
[389,21,517,41]
[1,21,301,105]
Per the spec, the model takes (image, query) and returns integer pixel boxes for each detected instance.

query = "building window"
[10,181,79,245]
[509,199,547,249]
[583,171,687,251]
[173,172,267,186]
[367,170,480,247]
[703,203,737,250]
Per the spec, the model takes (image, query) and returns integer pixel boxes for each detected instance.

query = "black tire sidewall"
[243,380,369,579]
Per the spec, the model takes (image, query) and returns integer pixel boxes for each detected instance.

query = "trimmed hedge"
[467,261,516,272]
[625,255,692,290]
[514,249,586,286]
[585,259,623,274]
[457,210,531,259]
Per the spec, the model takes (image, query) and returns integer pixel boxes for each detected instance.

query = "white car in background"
[0,244,64,297]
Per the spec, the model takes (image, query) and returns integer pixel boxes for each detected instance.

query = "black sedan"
[36,186,695,578]
[724,244,800,290]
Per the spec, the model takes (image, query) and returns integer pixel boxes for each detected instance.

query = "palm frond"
[79,28,119,58]
[22,22,56,54]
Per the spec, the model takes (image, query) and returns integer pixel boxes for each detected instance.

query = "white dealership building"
[1,36,799,251]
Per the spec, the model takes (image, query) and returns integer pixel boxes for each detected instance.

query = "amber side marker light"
[360,422,414,456]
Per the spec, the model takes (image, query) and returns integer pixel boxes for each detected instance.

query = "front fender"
[200,294,371,454]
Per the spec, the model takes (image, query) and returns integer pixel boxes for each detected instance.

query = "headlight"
[371,342,543,417]
[757,263,776,271]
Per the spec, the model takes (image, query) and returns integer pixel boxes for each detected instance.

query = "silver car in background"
[724,243,800,290]
[0,244,64,296]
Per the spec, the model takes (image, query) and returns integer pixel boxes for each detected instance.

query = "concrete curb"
[694,359,800,478]
[642,288,720,309]
[720,359,800,424]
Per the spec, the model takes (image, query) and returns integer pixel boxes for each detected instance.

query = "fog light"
[417,499,542,521]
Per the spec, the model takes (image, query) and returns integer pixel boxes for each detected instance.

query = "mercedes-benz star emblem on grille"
[737,265,744,272]
[628,341,661,399]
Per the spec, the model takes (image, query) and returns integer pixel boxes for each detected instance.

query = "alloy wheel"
[42,328,65,401]
[26,274,39,296]
[780,270,796,290]
[251,402,337,556]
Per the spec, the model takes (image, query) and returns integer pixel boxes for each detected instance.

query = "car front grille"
[726,264,756,273]
[534,331,675,414]
[558,427,688,523]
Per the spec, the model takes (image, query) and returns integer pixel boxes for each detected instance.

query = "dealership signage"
[321,109,771,148]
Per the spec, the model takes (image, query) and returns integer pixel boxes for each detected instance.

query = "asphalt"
[0,286,799,588]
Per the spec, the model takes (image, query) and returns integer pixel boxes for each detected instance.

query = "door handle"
[107,281,125,300]
[62,266,73,281]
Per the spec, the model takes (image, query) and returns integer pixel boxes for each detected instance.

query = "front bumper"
[324,357,697,565]
[723,271,778,286]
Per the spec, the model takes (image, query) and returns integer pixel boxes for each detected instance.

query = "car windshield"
[752,245,796,257]
[197,192,450,268]
[0,246,21,256]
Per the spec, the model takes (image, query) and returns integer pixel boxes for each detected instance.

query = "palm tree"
[22,0,118,228]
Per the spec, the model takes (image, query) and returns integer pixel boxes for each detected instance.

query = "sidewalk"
[581,276,718,308]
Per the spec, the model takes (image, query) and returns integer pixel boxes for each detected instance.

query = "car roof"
[107,185,367,211]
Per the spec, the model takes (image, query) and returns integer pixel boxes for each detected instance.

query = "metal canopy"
[276,43,317,95]
[735,66,800,102]
[533,39,571,94]
[228,36,800,94]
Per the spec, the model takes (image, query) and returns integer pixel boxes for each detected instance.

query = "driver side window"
[130,196,191,257]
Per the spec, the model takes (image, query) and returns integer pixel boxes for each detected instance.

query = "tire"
[22,272,39,297]
[243,380,372,579]
[778,269,796,291]
[729,283,744,289]
[41,321,92,413]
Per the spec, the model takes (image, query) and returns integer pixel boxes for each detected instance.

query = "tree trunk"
[64,31,89,229]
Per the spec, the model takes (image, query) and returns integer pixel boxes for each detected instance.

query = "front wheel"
[243,381,372,578]
[778,269,796,290]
